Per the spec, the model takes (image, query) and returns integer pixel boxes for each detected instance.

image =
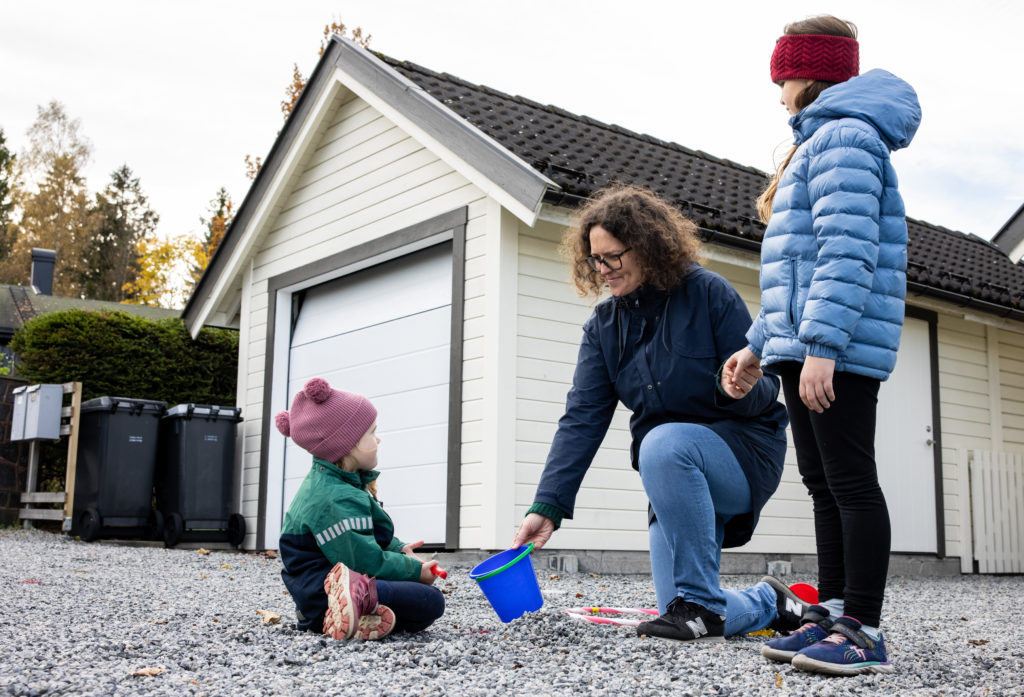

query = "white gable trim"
[329,63,549,227]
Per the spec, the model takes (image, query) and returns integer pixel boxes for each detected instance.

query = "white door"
[876,316,937,553]
[283,243,452,544]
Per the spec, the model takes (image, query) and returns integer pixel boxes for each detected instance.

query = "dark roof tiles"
[381,54,1024,318]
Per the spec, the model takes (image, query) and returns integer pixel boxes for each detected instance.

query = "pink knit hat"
[275,378,377,463]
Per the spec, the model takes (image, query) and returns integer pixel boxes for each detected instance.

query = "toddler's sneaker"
[791,616,894,675]
[636,597,725,642]
[760,575,812,634]
[761,604,834,663]
[355,604,396,640]
[323,563,393,641]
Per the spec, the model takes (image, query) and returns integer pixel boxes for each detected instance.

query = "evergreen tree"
[82,165,159,301]
[0,128,17,265]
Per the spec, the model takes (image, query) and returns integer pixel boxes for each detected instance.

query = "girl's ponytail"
[756,145,797,224]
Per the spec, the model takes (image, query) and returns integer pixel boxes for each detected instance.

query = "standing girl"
[723,15,921,675]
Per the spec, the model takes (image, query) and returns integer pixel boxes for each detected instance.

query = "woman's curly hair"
[560,183,703,298]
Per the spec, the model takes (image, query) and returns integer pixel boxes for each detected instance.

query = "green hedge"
[9,309,238,405]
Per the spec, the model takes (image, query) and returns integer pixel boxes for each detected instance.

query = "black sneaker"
[636,598,725,642]
[761,575,811,634]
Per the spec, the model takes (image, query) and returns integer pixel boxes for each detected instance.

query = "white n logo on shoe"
[785,598,804,616]
[685,617,709,638]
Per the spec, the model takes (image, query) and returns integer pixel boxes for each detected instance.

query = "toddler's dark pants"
[777,362,890,628]
[377,580,446,633]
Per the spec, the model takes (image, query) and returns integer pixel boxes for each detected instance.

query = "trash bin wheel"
[164,512,184,548]
[148,510,164,541]
[228,513,246,547]
[80,508,102,542]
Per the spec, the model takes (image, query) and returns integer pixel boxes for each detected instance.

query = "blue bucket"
[469,543,543,622]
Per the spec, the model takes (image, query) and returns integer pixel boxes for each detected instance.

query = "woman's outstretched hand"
[511,513,555,550]
[722,348,762,399]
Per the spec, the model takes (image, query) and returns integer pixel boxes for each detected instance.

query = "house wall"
[503,213,1024,564]
[233,88,488,548]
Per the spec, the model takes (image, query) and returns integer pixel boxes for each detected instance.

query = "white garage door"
[283,243,453,544]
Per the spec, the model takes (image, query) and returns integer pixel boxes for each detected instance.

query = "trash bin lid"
[164,403,243,422]
[80,396,168,415]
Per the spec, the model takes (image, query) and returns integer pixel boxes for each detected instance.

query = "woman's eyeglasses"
[585,247,632,271]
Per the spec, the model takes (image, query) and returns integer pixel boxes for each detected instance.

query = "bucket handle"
[469,542,534,581]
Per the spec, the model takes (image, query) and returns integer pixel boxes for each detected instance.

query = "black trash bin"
[155,404,245,548]
[72,396,167,542]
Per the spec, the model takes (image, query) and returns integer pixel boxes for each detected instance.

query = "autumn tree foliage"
[246,20,371,181]
[0,102,98,292]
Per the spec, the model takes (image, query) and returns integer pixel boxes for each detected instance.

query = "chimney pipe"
[31,248,56,296]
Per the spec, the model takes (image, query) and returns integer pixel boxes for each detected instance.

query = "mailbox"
[10,385,27,441]
[16,384,63,441]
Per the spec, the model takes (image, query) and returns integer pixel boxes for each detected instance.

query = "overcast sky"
[3,0,1022,256]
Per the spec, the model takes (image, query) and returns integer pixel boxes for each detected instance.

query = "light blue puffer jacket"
[746,69,922,380]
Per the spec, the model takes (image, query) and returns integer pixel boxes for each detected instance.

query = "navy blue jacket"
[534,267,788,547]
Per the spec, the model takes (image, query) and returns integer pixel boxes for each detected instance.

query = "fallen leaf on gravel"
[200,573,207,580]
[549,574,559,580]
[257,609,281,625]
[149,619,168,624]
[18,579,41,584]
[575,593,584,598]
[589,573,600,578]
[220,563,232,569]
[775,672,783,687]
[196,548,211,555]
[968,639,989,645]
[264,550,278,557]
[130,666,166,677]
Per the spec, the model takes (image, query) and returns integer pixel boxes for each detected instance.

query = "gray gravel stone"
[1,528,1022,696]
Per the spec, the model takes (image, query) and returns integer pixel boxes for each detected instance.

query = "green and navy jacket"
[279,457,421,630]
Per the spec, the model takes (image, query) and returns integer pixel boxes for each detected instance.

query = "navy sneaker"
[761,604,834,663]
[760,575,812,634]
[791,616,894,675]
[636,597,725,643]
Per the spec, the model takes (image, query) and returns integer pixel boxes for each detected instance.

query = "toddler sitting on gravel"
[275,377,446,640]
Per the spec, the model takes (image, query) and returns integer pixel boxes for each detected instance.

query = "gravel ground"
[1,528,1022,697]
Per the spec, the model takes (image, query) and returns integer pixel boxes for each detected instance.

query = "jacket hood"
[791,69,922,151]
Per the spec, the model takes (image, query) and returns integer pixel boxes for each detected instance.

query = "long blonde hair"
[756,15,858,224]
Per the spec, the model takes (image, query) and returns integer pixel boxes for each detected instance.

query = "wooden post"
[61,382,83,532]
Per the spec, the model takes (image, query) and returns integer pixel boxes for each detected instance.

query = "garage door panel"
[371,384,449,433]
[377,424,447,471]
[290,308,451,371]
[290,348,449,405]
[292,246,452,346]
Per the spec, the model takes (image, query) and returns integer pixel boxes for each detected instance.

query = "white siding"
[234,88,486,548]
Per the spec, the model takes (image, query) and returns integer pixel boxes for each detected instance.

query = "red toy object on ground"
[789,582,819,604]
[431,563,447,580]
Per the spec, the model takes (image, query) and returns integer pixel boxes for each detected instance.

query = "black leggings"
[777,362,890,627]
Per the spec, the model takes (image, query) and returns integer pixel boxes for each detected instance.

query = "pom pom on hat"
[303,377,332,404]
[276,378,377,463]
[275,411,291,437]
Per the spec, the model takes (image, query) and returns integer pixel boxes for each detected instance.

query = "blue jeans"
[640,422,777,636]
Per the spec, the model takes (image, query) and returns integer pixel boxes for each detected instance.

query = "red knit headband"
[770,34,859,84]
